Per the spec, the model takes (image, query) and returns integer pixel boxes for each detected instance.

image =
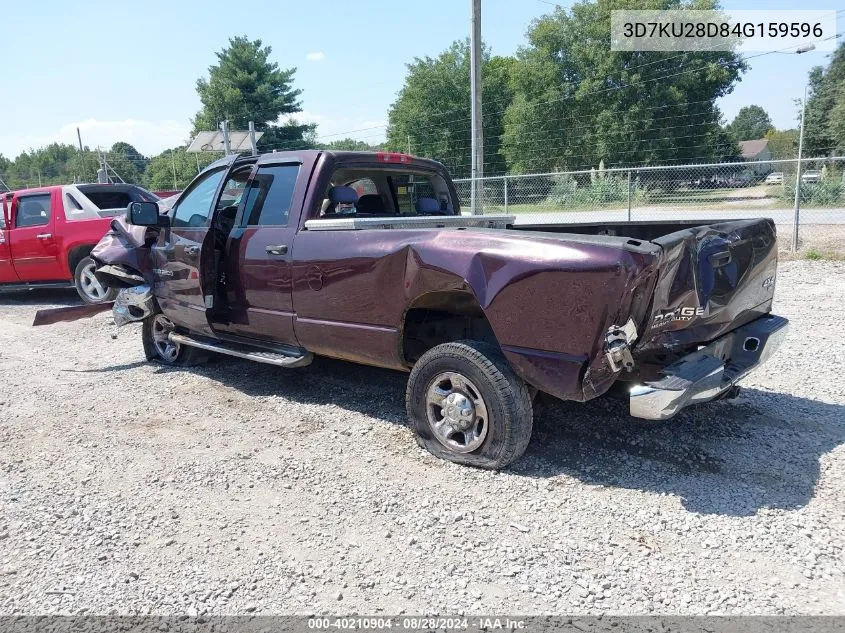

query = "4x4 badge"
[762,276,775,289]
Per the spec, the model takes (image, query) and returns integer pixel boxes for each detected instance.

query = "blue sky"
[0,0,839,159]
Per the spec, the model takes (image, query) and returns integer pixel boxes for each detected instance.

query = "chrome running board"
[168,333,313,368]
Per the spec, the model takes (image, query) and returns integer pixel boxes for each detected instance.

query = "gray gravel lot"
[0,260,843,615]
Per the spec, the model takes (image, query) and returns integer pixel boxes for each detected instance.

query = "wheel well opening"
[402,291,498,365]
[67,245,94,275]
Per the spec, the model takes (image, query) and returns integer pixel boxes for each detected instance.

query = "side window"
[0,195,6,229]
[16,194,52,228]
[217,169,251,213]
[172,169,226,229]
[243,164,299,226]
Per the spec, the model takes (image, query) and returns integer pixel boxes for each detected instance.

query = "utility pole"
[102,150,112,183]
[792,83,807,252]
[790,43,815,252]
[76,127,86,183]
[470,0,484,215]
[96,146,108,183]
[171,151,178,190]
[248,121,258,156]
[221,120,232,156]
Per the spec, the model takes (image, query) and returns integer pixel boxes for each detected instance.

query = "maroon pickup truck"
[39,151,788,469]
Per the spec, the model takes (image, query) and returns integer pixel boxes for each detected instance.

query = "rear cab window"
[317,165,457,219]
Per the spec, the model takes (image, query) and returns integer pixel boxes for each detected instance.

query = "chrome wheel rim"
[151,314,180,362]
[79,262,108,301]
[425,372,489,453]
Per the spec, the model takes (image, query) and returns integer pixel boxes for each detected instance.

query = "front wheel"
[406,340,533,470]
[141,314,207,366]
[74,256,118,304]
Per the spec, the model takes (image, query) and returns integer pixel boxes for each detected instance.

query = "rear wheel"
[142,314,207,366]
[406,340,533,470]
[74,256,118,304]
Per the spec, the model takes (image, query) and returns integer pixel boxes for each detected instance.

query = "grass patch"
[797,248,845,261]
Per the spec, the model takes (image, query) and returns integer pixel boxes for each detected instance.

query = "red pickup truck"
[0,184,159,302]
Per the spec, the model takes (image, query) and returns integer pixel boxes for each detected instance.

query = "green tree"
[145,148,209,191]
[106,142,146,185]
[726,105,773,141]
[193,36,316,152]
[386,40,513,177]
[804,43,845,156]
[501,0,745,173]
[829,85,845,154]
[320,138,384,151]
[764,128,799,160]
[0,154,10,186]
[5,144,92,189]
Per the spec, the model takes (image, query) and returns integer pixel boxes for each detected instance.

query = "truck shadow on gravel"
[0,288,80,306]
[150,355,843,518]
[522,390,845,516]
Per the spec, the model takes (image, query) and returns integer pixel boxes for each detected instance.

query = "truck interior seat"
[356,194,388,215]
[323,186,359,216]
[415,197,442,215]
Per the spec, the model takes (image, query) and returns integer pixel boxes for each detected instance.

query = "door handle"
[184,245,200,257]
[36,233,52,240]
[266,244,288,256]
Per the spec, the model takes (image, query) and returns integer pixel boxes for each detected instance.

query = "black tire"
[406,340,533,470]
[141,314,207,367]
[74,256,118,304]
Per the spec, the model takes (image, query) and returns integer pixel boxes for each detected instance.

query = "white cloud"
[0,118,191,159]
[305,51,326,62]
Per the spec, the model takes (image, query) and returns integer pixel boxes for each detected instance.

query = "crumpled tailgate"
[636,218,779,354]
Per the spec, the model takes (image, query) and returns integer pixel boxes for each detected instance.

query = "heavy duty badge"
[652,306,706,327]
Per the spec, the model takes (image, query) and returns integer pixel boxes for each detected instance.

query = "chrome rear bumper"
[630,314,789,420]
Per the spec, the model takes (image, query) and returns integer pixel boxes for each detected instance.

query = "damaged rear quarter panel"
[291,227,661,401]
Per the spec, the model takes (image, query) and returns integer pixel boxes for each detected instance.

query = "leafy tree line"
[385,1,843,176]
[387,0,746,177]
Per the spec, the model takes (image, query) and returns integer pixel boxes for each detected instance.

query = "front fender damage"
[33,213,157,328]
[33,285,155,328]
[112,285,155,326]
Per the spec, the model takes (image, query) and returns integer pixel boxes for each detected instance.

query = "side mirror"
[127,201,161,226]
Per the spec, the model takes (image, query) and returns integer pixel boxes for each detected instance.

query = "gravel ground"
[781,224,845,259]
[0,260,843,616]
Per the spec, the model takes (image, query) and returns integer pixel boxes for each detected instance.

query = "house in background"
[739,139,773,176]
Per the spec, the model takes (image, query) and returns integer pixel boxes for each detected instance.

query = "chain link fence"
[455,157,845,256]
